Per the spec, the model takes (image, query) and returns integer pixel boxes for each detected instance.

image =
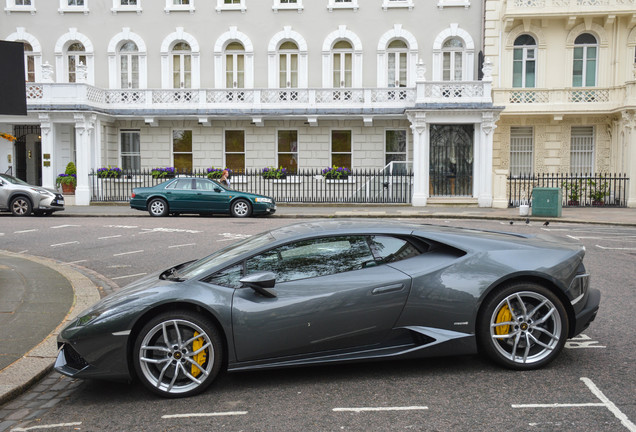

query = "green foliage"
[56,162,77,187]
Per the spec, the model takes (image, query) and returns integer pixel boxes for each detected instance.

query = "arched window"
[573,33,597,87]
[172,42,191,88]
[22,42,35,82]
[278,41,299,88]
[387,39,408,88]
[225,42,245,88]
[442,37,464,81]
[513,35,536,88]
[332,40,353,88]
[67,42,86,83]
[119,41,139,89]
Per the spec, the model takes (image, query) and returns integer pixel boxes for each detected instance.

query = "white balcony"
[504,0,636,17]
[25,82,493,115]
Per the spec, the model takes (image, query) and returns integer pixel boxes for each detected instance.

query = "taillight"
[131,193,136,198]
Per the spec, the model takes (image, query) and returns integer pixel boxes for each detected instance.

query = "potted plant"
[587,179,609,206]
[562,180,581,206]
[206,167,231,179]
[96,166,122,179]
[151,167,176,179]
[56,162,77,195]
[262,166,288,180]
[322,166,351,180]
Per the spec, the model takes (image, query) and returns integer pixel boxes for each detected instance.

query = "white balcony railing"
[25,83,490,113]
[506,0,635,14]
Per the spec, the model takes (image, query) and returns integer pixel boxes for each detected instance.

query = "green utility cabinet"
[532,187,562,217]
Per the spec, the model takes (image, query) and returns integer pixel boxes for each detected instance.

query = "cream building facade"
[1,0,500,206]
[484,0,636,207]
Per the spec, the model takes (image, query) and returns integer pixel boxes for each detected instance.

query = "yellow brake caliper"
[495,305,512,335]
[191,332,207,377]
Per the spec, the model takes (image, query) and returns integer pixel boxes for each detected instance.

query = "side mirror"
[214,187,222,193]
[240,271,277,298]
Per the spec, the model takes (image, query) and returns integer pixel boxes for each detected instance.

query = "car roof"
[267,219,424,242]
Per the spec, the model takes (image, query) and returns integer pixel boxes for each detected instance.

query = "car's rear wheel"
[133,311,223,398]
[10,196,32,216]
[230,199,251,217]
[148,198,168,217]
[477,283,568,370]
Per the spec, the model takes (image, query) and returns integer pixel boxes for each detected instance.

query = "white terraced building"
[1,0,500,206]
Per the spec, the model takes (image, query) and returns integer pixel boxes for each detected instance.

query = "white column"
[407,111,429,206]
[624,111,636,208]
[477,111,497,208]
[38,114,56,190]
[73,113,95,205]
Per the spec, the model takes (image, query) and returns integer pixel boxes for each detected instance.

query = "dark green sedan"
[130,177,276,217]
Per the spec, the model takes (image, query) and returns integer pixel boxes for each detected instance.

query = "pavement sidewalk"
[1,203,636,405]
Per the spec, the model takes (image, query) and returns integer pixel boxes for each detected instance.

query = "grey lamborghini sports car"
[55,220,600,398]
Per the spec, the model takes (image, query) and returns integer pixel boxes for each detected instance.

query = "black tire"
[148,198,168,217]
[10,196,32,216]
[133,310,223,398]
[230,199,252,218]
[477,282,568,370]
[34,210,53,217]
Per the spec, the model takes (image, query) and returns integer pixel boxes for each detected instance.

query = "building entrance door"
[429,124,473,196]
[13,125,42,185]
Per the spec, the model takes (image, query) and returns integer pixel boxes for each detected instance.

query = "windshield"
[0,174,29,186]
[175,231,276,280]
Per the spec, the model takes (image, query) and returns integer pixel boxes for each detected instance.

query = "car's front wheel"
[477,283,568,370]
[148,198,168,217]
[230,199,252,217]
[133,311,223,398]
[10,196,32,216]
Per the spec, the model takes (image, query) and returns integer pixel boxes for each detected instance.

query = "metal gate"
[429,124,474,196]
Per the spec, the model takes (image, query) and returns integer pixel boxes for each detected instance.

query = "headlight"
[254,197,273,204]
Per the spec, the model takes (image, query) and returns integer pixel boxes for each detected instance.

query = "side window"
[202,264,243,288]
[368,236,421,264]
[195,179,216,191]
[173,178,193,189]
[245,236,374,283]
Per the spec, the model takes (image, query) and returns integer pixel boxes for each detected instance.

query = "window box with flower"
[96,166,122,179]
[206,167,230,179]
[151,167,176,179]
[262,166,288,180]
[322,166,352,181]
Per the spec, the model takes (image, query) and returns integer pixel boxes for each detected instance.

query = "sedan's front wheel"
[11,196,32,216]
[230,199,252,217]
[477,283,568,370]
[133,311,223,398]
[148,198,168,217]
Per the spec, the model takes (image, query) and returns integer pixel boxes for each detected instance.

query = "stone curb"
[0,251,101,405]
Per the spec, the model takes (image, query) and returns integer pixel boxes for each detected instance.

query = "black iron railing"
[508,173,629,207]
[89,168,414,204]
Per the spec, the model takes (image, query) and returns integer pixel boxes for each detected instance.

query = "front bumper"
[38,193,65,212]
[572,287,601,337]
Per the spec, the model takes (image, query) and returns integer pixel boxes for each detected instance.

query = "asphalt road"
[0,215,634,432]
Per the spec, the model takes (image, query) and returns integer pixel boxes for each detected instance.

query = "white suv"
[0,174,65,216]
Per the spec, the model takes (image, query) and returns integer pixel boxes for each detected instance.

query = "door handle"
[372,283,404,295]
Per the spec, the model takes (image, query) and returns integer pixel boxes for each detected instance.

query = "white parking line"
[333,406,429,413]
[162,411,248,419]
[51,224,80,229]
[11,422,82,431]
[113,250,144,256]
[15,229,38,234]
[64,260,88,265]
[168,243,196,248]
[111,273,147,280]
[512,377,636,432]
[51,241,79,247]
[99,235,122,239]
[595,245,636,250]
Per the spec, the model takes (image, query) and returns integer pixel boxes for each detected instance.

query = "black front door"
[429,124,474,197]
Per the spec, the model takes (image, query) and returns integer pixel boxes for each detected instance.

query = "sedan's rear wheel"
[478,283,568,370]
[11,196,32,216]
[148,198,168,217]
[231,199,251,218]
[133,311,223,398]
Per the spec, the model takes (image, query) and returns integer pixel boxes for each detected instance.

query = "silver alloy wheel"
[138,319,215,396]
[11,197,31,216]
[231,199,250,217]
[489,291,562,365]
[148,199,167,217]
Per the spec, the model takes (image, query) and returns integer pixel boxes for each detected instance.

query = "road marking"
[333,406,429,413]
[51,224,80,229]
[141,227,202,234]
[162,411,248,419]
[565,334,606,349]
[512,377,636,432]
[595,245,636,250]
[51,241,79,247]
[64,260,87,265]
[99,235,122,239]
[113,250,144,256]
[218,232,252,242]
[11,422,82,431]
[15,229,38,234]
[104,225,138,229]
[169,243,196,248]
[111,272,147,280]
